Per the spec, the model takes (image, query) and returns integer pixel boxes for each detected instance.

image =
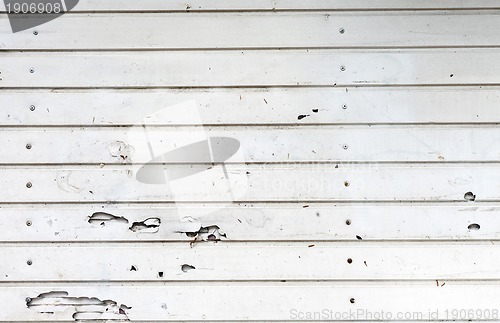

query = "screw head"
[27,260,32,266]
[339,28,345,34]
[26,220,32,226]
[29,105,35,111]
[25,297,31,303]
[26,143,32,150]
[26,182,32,188]
[340,65,346,72]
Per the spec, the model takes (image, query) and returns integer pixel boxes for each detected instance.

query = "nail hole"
[29,105,35,111]
[342,104,348,110]
[130,265,138,271]
[350,298,356,304]
[450,74,453,77]
[339,28,345,34]
[158,271,164,278]
[344,181,350,187]
[347,258,353,264]
[312,108,319,113]
[26,220,32,226]
[343,144,349,150]
[29,68,34,73]
[464,191,476,201]
[181,264,196,273]
[25,297,31,303]
[33,31,38,35]
[356,235,362,240]
[468,223,480,231]
[26,182,32,188]
[346,219,352,225]
[26,143,32,150]
[340,65,346,72]
[27,260,32,266]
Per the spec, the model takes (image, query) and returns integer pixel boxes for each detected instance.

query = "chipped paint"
[56,171,87,193]
[88,212,129,225]
[129,217,161,233]
[26,291,131,321]
[107,140,135,163]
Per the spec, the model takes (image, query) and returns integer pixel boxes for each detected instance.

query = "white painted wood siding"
[0,1,499,322]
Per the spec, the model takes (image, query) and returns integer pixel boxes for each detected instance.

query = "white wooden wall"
[1,0,500,321]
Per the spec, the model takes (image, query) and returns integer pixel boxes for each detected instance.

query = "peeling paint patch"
[181,264,196,272]
[468,223,481,231]
[107,141,135,163]
[178,225,227,245]
[88,212,129,225]
[56,171,86,193]
[26,291,131,321]
[464,191,476,201]
[129,217,161,233]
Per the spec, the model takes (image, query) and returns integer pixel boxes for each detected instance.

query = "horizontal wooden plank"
[2,0,500,12]
[4,282,500,321]
[1,126,499,163]
[1,87,500,125]
[2,49,500,87]
[4,12,500,49]
[1,203,497,242]
[0,164,497,202]
[2,242,500,281]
